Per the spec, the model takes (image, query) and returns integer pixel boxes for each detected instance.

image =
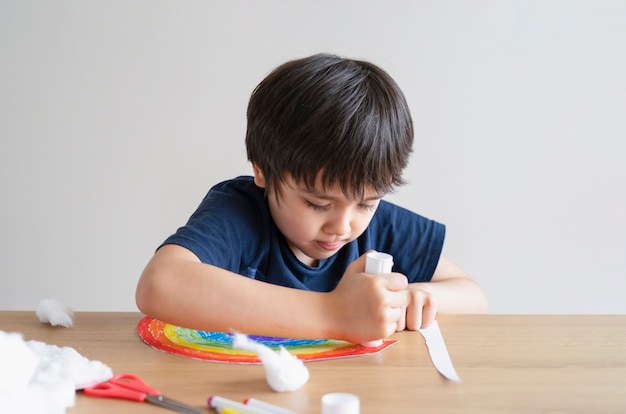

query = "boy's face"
[253,166,382,266]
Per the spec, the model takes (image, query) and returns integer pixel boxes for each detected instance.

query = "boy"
[136,53,487,345]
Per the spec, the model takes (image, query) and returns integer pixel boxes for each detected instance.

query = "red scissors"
[83,373,203,414]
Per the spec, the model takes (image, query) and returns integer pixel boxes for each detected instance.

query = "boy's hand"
[328,253,409,344]
[397,286,437,331]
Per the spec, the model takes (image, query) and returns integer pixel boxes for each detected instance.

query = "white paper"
[418,320,462,382]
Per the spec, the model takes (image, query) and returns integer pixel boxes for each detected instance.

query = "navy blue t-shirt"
[162,176,445,292]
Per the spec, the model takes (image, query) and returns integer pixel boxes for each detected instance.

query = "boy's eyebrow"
[301,189,383,202]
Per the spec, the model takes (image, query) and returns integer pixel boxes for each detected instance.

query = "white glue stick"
[361,252,394,347]
[365,251,394,274]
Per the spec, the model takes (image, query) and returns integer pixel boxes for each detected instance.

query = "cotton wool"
[232,333,309,392]
[0,330,112,414]
[0,331,39,391]
[36,298,75,327]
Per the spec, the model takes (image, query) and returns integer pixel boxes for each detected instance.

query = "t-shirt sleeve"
[365,201,446,283]
[160,179,267,272]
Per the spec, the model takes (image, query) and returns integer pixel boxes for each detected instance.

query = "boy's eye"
[359,203,377,212]
[306,200,330,212]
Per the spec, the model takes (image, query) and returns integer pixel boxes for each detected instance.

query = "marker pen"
[220,408,247,414]
[208,396,265,414]
[243,397,298,414]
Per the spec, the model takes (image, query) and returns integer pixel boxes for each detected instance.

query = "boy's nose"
[324,210,352,237]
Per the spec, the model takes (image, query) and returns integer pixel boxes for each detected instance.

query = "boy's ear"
[252,164,266,188]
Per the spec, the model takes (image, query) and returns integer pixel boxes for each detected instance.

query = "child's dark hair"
[246,53,414,200]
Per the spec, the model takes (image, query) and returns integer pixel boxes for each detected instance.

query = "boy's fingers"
[390,289,410,309]
[385,307,404,336]
[382,273,408,291]
[395,307,407,331]
[420,296,437,328]
[406,302,422,331]
[405,289,438,330]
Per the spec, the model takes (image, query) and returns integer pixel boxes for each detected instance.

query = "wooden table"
[1,312,625,413]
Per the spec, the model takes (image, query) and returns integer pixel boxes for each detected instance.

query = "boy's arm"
[401,255,488,330]
[136,244,407,343]
[418,255,488,313]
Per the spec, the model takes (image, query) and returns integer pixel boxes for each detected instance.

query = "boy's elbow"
[135,279,151,315]
[135,268,163,316]
[135,284,150,315]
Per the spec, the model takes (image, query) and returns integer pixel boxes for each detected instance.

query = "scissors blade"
[145,394,203,414]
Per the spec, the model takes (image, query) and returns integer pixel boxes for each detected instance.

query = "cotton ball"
[27,340,113,389]
[2,382,70,414]
[264,346,310,392]
[29,379,76,414]
[232,333,309,392]
[36,298,74,327]
[0,331,39,391]
[0,330,113,414]
[0,331,66,414]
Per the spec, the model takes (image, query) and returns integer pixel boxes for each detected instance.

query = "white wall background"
[1,1,625,313]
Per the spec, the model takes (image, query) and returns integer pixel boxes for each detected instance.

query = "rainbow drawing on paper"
[137,316,397,364]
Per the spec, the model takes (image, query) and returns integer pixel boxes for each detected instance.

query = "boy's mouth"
[317,241,344,251]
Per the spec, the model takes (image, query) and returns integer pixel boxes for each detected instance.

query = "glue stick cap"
[365,252,393,274]
[322,393,360,414]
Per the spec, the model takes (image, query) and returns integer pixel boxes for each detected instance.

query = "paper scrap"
[418,320,462,382]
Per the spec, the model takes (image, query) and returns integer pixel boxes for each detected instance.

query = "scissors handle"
[83,373,161,402]
[84,381,147,401]
[110,373,161,395]
[84,374,202,413]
